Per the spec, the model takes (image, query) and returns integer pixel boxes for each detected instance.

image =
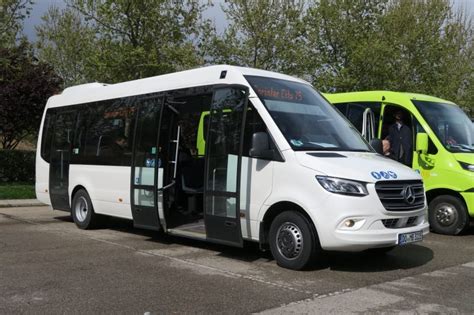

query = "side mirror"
[249,132,274,159]
[416,133,428,155]
[369,138,383,155]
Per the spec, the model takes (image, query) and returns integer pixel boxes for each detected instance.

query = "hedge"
[0,150,36,183]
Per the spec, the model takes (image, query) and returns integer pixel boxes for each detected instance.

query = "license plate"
[398,230,423,245]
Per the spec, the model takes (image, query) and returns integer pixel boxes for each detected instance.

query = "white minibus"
[36,65,429,270]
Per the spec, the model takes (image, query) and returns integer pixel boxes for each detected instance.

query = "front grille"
[382,216,420,229]
[375,180,425,211]
[406,216,417,226]
[382,218,399,228]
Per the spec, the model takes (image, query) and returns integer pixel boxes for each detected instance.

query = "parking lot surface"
[1,206,473,314]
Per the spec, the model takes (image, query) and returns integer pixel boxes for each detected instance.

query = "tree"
[36,5,96,87]
[363,0,474,110]
[302,0,473,110]
[203,0,308,75]
[0,0,33,47]
[0,42,62,149]
[303,0,389,91]
[36,0,210,85]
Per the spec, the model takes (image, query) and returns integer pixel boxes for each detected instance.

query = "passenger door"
[204,86,248,246]
[130,97,163,231]
[49,110,77,211]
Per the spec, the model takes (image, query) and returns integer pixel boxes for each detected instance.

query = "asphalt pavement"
[1,206,473,314]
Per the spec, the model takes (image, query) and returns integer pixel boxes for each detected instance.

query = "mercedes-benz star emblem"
[403,185,416,205]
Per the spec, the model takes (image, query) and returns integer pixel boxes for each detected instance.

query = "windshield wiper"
[447,144,474,152]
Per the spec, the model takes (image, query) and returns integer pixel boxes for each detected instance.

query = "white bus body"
[36,65,429,270]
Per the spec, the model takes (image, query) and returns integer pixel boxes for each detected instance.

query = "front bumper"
[325,221,430,251]
[312,185,430,251]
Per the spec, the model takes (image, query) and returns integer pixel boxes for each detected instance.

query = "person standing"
[386,110,413,166]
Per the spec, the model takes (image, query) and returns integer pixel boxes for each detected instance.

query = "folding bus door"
[204,86,248,246]
[130,97,163,231]
[49,110,77,211]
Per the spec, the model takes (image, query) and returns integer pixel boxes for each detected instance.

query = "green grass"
[0,182,35,200]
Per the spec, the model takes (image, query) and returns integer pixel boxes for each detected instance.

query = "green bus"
[325,91,473,235]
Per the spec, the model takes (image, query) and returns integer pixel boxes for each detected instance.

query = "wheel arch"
[426,188,466,208]
[71,185,87,206]
[259,201,319,248]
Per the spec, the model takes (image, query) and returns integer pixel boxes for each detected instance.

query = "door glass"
[206,88,246,218]
[132,100,161,206]
[49,111,76,210]
[51,112,76,188]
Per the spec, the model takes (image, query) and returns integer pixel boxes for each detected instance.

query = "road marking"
[463,261,474,268]
[257,262,474,314]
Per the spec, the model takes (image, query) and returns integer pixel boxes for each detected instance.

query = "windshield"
[413,100,474,153]
[245,76,371,152]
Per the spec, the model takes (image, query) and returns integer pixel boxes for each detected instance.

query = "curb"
[0,199,46,208]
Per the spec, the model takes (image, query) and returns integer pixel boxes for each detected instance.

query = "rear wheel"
[269,211,321,270]
[428,195,469,235]
[72,189,100,229]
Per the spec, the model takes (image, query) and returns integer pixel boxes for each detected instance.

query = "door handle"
[224,221,236,227]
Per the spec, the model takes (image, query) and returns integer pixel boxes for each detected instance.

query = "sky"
[23,0,474,42]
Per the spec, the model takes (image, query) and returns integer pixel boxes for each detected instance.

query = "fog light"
[344,219,355,227]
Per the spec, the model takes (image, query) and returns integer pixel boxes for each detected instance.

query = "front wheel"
[428,195,470,235]
[269,211,321,270]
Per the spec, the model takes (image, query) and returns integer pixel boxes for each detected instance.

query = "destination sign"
[254,86,304,102]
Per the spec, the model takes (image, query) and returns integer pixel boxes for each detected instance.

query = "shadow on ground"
[53,214,441,272]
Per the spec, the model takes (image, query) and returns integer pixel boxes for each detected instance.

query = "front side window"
[413,100,474,153]
[245,76,371,152]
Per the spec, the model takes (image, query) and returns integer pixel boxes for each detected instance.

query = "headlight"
[316,176,368,196]
[459,161,474,172]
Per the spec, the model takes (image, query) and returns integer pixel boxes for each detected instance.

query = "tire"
[367,246,396,255]
[71,189,100,230]
[269,211,321,270]
[428,195,470,235]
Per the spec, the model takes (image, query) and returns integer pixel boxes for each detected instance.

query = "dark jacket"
[387,123,412,166]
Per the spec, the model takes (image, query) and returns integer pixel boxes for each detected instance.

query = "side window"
[414,120,438,155]
[99,98,135,165]
[77,98,136,166]
[40,109,54,162]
